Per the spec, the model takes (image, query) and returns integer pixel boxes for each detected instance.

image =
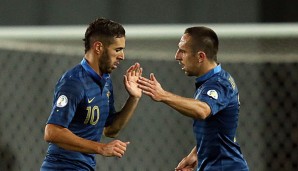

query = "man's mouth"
[179,63,185,70]
[112,62,119,69]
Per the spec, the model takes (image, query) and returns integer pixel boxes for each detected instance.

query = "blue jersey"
[42,58,117,170]
[193,65,249,171]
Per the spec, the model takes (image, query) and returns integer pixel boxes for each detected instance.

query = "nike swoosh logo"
[88,97,95,103]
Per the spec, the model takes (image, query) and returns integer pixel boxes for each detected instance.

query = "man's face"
[175,34,199,76]
[99,37,125,74]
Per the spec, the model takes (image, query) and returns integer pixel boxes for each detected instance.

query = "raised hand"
[124,63,143,98]
[138,73,166,102]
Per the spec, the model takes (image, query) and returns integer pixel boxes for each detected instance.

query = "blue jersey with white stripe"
[43,58,117,170]
[193,65,249,171]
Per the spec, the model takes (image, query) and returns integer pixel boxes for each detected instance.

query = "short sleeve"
[195,81,230,116]
[47,77,84,128]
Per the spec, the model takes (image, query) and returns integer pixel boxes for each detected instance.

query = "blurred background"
[0,0,298,25]
[0,0,298,171]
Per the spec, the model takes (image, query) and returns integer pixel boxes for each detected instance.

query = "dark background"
[1,0,298,171]
[0,0,297,26]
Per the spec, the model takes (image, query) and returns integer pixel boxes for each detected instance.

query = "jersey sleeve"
[195,80,231,116]
[47,77,84,128]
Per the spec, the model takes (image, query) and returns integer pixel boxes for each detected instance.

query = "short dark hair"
[184,26,219,62]
[83,17,125,53]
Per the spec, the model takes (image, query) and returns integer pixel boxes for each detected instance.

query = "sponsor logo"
[88,97,95,103]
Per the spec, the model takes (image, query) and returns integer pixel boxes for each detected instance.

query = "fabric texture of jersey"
[41,58,117,171]
[193,64,249,171]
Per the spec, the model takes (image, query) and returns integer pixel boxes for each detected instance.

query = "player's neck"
[84,53,102,76]
[198,61,217,76]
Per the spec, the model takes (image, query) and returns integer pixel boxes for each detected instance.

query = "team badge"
[107,91,111,99]
[207,90,218,100]
[56,95,68,107]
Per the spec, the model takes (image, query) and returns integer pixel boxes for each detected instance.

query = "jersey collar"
[81,58,110,87]
[195,64,221,85]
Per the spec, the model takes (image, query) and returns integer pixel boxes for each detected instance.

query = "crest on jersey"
[56,95,68,107]
[107,91,111,99]
[207,90,218,100]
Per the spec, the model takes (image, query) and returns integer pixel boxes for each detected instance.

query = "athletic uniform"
[193,64,249,171]
[41,58,117,171]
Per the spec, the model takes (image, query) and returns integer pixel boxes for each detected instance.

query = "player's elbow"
[196,103,211,120]
[44,124,58,143]
[199,111,211,120]
[193,111,208,120]
[193,106,211,120]
[103,127,120,138]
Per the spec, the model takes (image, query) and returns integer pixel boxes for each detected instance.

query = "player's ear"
[93,41,103,55]
[197,51,206,63]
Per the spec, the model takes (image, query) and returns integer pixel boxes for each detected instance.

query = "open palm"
[124,63,142,98]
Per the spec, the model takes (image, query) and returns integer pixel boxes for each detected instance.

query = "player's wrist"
[96,143,105,155]
[159,90,171,102]
[128,95,141,101]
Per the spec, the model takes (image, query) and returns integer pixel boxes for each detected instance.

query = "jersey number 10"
[84,106,100,125]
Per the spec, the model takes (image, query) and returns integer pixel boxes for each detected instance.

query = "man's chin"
[101,69,112,74]
[184,71,193,76]
[107,68,114,73]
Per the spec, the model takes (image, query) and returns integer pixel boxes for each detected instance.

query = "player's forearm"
[188,146,197,157]
[44,124,101,154]
[55,139,102,154]
[161,91,210,119]
[186,146,198,164]
[104,96,140,137]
